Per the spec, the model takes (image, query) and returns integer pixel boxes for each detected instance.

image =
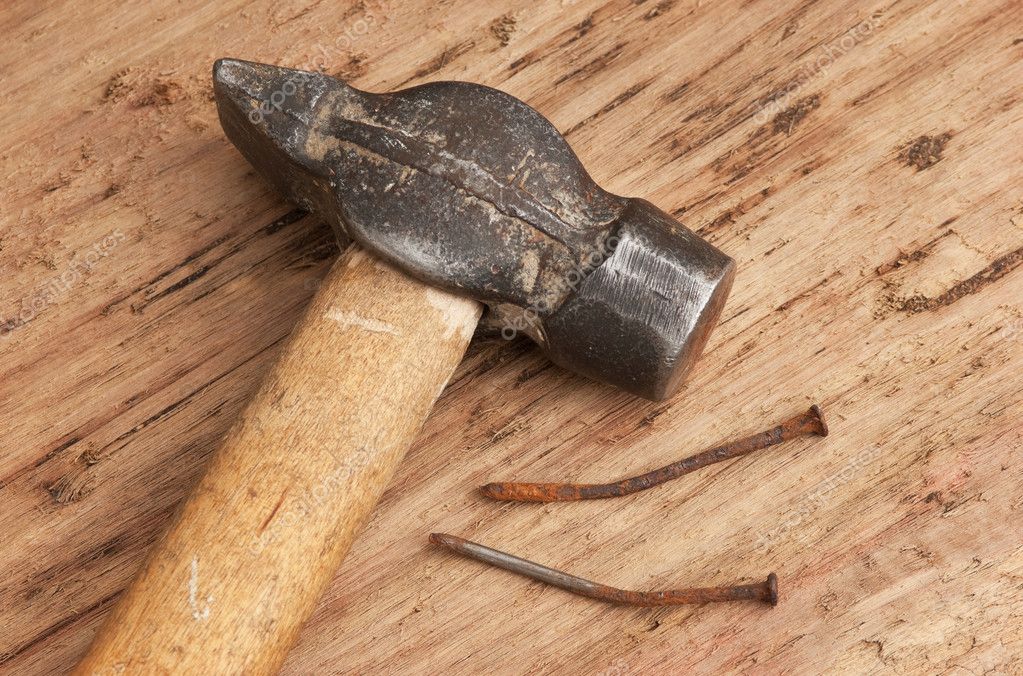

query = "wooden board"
[1,0,1021,673]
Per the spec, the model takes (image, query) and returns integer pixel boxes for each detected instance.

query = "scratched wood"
[1,0,1021,673]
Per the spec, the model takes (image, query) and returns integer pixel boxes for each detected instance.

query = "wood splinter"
[481,405,828,502]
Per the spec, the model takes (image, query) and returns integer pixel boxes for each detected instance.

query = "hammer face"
[544,200,735,400]
[213,59,734,401]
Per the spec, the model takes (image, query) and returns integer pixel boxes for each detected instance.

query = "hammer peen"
[77,60,735,673]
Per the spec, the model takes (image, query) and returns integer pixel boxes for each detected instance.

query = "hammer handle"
[76,246,480,674]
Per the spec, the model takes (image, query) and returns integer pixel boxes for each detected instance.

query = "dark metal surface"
[429,533,778,607]
[212,59,735,400]
[481,405,828,502]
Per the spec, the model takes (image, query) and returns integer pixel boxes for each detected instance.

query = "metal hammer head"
[213,59,735,400]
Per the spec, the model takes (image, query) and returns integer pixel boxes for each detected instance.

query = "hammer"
[77,60,735,673]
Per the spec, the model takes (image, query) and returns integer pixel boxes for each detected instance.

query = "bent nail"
[481,404,828,502]
[429,533,778,607]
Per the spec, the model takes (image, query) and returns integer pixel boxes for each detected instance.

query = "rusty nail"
[481,404,828,502]
[430,533,778,607]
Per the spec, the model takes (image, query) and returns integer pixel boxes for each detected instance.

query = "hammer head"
[213,59,734,400]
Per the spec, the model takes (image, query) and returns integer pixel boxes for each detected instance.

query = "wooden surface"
[1,0,1020,673]
[76,248,479,674]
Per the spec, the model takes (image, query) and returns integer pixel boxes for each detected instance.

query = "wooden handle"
[76,246,481,674]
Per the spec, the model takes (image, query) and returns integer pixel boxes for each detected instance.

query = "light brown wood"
[1,1,1021,674]
[74,247,480,674]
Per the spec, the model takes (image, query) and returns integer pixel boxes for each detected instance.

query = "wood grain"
[1,0,1021,674]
